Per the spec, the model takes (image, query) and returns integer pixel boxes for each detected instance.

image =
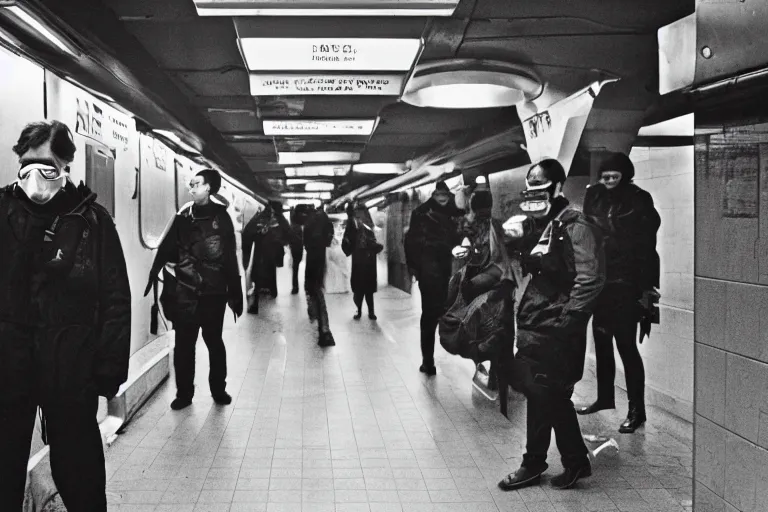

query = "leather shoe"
[213,392,232,405]
[498,465,547,491]
[576,400,615,415]
[551,464,592,489]
[170,397,192,410]
[619,410,647,433]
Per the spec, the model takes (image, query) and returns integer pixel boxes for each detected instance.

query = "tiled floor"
[104,269,693,512]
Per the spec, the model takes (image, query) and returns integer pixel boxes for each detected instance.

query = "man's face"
[600,170,622,190]
[188,176,210,202]
[17,138,69,204]
[18,138,68,175]
[433,192,450,207]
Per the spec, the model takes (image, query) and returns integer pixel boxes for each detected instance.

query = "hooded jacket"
[0,180,131,405]
[515,198,605,387]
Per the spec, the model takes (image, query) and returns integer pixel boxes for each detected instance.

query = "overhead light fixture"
[264,119,376,137]
[153,129,201,156]
[282,191,332,200]
[352,163,408,175]
[238,38,421,72]
[366,197,386,209]
[1,4,80,57]
[286,179,310,186]
[285,165,351,178]
[401,59,543,109]
[475,176,487,185]
[278,151,360,165]
[194,0,458,16]
[285,198,321,208]
[250,74,403,97]
[305,182,335,192]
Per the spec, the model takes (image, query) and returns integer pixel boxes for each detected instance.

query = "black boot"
[354,310,362,320]
[577,400,615,415]
[619,403,647,433]
[318,331,336,347]
[551,463,592,489]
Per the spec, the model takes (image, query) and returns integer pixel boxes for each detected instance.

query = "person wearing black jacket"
[499,159,605,492]
[303,206,336,346]
[289,206,309,295]
[242,201,290,303]
[404,181,464,375]
[577,152,661,433]
[342,202,383,320]
[145,169,243,411]
[0,121,131,511]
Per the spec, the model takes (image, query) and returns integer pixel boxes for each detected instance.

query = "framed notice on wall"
[707,142,760,218]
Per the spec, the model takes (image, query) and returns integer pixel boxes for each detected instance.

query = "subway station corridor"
[103,269,693,512]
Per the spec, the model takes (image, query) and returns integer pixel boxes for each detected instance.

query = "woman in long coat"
[342,203,383,320]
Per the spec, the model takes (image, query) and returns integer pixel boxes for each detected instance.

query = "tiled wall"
[694,126,768,511]
[585,145,695,420]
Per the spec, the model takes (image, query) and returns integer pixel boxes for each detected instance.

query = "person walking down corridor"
[499,159,605,491]
[145,169,243,411]
[289,207,307,295]
[577,152,661,433]
[303,206,336,347]
[0,121,132,512]
[342,202,384,320]
[404,181,464,375]
[242,201,290,311]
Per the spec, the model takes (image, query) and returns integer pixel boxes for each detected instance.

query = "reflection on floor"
[104,270,693,512]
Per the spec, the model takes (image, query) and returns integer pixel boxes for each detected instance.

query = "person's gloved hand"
[143,273,157,297]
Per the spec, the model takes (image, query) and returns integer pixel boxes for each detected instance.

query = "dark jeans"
[418,271,450,367]
[522,383,590,470]
[174,295,228,400]
[353,291,374,314]
[592,284,645,407]
[0,397,106,512]
[305,250,330,335]
[292,255,301,291]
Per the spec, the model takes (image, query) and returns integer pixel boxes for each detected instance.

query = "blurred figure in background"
[577,152,661,434]
[146,169,243,411]
[0,121,131,511]
[303,206,336,346]
[342,202,383,320]
[289,205,310,295]
[404,180,464,375]
[242,201,290,313]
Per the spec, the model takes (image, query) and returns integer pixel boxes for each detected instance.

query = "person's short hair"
[528,158,566,186]
[599,152,635,181]
[196,168,221,194]
[13,121,76,163]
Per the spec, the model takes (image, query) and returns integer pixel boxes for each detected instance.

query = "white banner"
[250,74,403,96]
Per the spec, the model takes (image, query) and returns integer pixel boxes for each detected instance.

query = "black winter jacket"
[516,200,605,387]
[583,182,661,290]
[0,181,131,405]
[404,198,464,281]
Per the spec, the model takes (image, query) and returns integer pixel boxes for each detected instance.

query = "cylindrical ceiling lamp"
[401,59,543,109]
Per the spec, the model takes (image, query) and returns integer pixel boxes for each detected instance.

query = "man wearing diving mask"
[0,121,131,511]
[499,159,605,492]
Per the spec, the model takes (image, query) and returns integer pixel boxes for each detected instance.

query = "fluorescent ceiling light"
[278,152,360,165]
[352,163,408,174]
[239,38,421,72]
[264,119,376,137]
[250,74,403,97]
[286,179,310,186]
[194,0,458,17]
[305,182,335,192]
[282,191,332,200]
[153,130,201,156]
[366,197,386,208]
[285,165,351,178]
[475,176,487,184]
[285,198,321,208]
[2,5,79,57]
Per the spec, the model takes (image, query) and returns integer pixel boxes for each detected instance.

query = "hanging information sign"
[250,74,403,96]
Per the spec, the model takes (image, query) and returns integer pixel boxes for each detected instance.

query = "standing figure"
[577,152,661,433]
[242,202,290,313]
[404,181,464,375]
[303,206,336,346]
[498,159,605,491]
[145,169,243,410]
[342,202,383,320]
[0,121,131,511]
[289,206,309,295]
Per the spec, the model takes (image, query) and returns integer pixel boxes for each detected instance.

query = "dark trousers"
[305,251,330,335]
[353,291,374,313]
[292,256,301,291]
[592,284,645,407]
[174,295,228,400]
[0,397,106,511]
[418,272,450,367]
[522,384,590,471]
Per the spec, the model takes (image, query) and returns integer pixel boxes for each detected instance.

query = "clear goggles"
[18,163,65,181]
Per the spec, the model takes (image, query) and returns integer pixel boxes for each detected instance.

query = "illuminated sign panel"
[194,0,459,17]
[285,165,351,178]
[263,119,376,137]
[250,74,403,96]
[239,38,421,72]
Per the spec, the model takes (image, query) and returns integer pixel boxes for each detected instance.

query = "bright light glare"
[239,38,421,72]
[305,182,335,192]
[264,119,376,137]
[476,176,487,184]
[286,179,310,186]
[153,130,201,156]
[195,0,456,17]
[285,198,321,208]
[352,163,407,174]
[285,165,351,178]
[5,6,78,56]
[403,83,525,109]
[279,152,360,165]
[282,191,332,200]
[366,198,385,208]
